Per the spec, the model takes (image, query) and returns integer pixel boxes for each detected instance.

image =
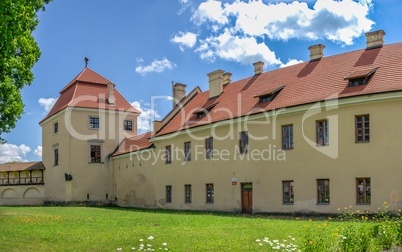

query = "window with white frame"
[89,117,100,129]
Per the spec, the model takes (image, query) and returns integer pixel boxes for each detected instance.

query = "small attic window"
[196,111,207,119]
[254,85,286,104]
[345,68,377,87]
[349,78,366,87]
[259,94,275,103]
[193,102,218,119]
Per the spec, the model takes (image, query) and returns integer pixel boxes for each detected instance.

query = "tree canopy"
[0,0,52,142]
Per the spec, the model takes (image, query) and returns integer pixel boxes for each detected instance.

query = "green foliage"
[0,0,51,141]
[2,206,402,251]
[371,203,400,250]
[301,221,336,252]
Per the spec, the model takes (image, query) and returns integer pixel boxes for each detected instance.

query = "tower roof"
[39,67,139,124]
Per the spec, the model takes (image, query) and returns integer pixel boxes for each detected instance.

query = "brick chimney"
[365,30,385,49]
[172,82,186,108]
[208,69,224,98]
[308,44,325,61]
[253,61,264,75]
[107,83,115,105]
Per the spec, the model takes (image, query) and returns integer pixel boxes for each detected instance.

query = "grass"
[0,206,392,251]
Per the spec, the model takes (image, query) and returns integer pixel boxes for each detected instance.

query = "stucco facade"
[113,93,402,213]
[3,30,401,214]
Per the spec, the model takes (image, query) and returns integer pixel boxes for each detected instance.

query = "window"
[185,184,192,203]
[345,68,376,87]
[356,178,371,204]
[256,85,285,103]
[259,95,274,103]
[282,125,293,150]
[205,137,213,159]
[317,179,330,204]
[90,145,101,163]
[348,78,366,87]
[124,120,133,131]
[239,131,249,154]
[184,141,191,161]
[206,183,214,203]
[89,117,100,129]
[282,181,294,204]
[54,122,58,134]
[196,112,206,119]
[194,102,218,119]
[355,115,370,142]
[166,185,172,203]
[54,149,59,166]
[316,120,329,146]
[165,145,172,164]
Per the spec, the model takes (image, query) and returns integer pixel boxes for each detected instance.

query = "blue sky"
[1,0,401,163]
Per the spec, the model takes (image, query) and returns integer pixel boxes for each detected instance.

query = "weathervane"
[84,57,89,68]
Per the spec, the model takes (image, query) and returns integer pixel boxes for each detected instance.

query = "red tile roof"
[40,68,139,124]
[0,162,45,172]
[155,43,402,136]
[112,132,154,157]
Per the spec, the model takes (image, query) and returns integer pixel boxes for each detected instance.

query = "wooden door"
[241,183,252,214]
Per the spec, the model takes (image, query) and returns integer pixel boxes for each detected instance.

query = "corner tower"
[39,67,140,203]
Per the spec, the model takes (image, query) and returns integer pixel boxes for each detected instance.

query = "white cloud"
[34,146,42,157]
[191,0,229,25]
[178,0,192,15]
[131,101,162,133]
[0,143,31,164]
[184,0,374,66]
[39,98,56,113]
[196,30,281,65]
[171,32,198,51]
[280,58,304,68]
[135,58,177,76]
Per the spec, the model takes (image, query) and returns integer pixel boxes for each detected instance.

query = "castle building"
[1,30,402,214]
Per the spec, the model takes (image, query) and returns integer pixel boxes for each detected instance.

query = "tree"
[0,0,52,142]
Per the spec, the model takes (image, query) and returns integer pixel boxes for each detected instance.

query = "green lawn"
[0,206,365,251]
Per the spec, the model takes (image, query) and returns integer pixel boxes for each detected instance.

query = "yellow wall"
[42,107,138,202]
[0,185,44,205]
[112,94,402,213]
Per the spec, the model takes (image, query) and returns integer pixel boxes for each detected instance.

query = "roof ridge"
[67,83,79,107]
[60,67,113,93]
[86,67,113,84]
[114,88,140,114]
[59,68,87,93]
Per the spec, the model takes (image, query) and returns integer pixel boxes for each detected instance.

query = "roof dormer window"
[193,102,218,119]
[196,111,207,119]
[254,85,286,104]
[345,68,377,87]
[259,94,275,103]
[348,77,366,87]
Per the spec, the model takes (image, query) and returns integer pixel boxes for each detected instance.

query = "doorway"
[241,183,252,214]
